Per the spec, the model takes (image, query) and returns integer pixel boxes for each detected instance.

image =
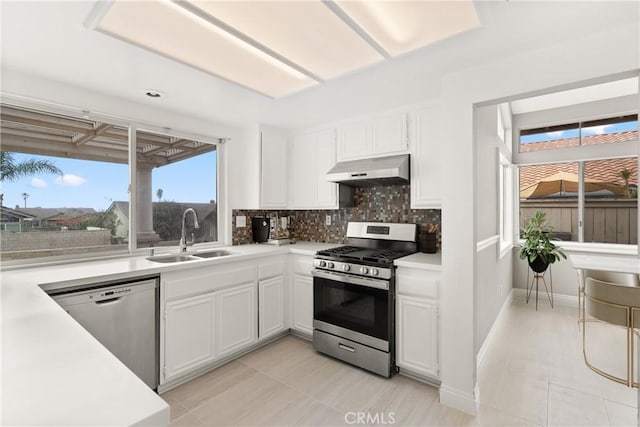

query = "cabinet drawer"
[258,256,285,280]
[397,268,440,299]
[292,255,314,276]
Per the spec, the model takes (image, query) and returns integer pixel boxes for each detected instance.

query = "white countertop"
[1,242,327,427]
[569,253,640,274]
[394,252,442,271]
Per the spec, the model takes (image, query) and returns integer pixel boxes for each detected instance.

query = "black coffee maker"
[252,217,270,243]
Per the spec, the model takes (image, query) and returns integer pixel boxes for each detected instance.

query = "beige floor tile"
[170,412,203,427]
[548,383,609,426]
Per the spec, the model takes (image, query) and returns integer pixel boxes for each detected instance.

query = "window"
[498,152,514,255]
[135,130,218,249]
[517,113,638,247]
[0,104,222,261]
[519,114,637,153]
[519,162,579,242]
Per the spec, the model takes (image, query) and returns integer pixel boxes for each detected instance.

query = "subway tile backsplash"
[232,185,441,250]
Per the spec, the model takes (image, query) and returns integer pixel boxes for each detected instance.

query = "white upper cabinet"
[411,104,442,209]
[371,112,408,155]
[260,127,288,208]
[290,129,337,209]
[337,111,409,161]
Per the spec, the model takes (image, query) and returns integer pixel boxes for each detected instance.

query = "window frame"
[0,98,227,266]
[513,102,639,252]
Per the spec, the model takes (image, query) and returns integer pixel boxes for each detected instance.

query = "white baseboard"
[476,288,513,370]
[513,287,578,308]
[439,383,478,415]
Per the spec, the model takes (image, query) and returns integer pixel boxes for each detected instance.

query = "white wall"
[439,22,638,414]
[474,105,512,355]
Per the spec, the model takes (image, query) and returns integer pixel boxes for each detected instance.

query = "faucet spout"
[179,208,199,252]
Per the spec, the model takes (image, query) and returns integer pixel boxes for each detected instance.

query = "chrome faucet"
[179,208,200,252]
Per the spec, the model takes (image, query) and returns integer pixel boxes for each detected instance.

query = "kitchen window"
[0,104,222,261]
[516,113,638,247]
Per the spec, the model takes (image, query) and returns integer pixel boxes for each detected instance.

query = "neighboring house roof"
[0,206,37,221]
[17,207,96,221]
[519,131,638,189]
[108,201,217,220]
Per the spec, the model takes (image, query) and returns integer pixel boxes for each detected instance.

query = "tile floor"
[163,297,638,426]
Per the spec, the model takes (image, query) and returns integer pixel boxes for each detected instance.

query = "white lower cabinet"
[293,274,313,335]
[164,292,216,383]
[216,283,257,358]
[396,266,440,380]
[259,276,285,339]
[396,295,439,378]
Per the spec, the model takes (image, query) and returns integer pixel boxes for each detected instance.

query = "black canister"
[420,232,437,253]
[251,217,270,243]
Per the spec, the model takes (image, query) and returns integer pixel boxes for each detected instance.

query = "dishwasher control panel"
[93,287,132,299]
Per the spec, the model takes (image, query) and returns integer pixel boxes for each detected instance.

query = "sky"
[1,151,217,211]
[519,120,637,144]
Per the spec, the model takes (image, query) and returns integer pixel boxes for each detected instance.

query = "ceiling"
[1,1,639,130]
[91,0,479,98]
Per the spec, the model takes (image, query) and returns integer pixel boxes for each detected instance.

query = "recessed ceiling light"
[145,89,165,99]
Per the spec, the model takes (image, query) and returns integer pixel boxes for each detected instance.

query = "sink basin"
[192,250,234,259]
[147,254,198,263]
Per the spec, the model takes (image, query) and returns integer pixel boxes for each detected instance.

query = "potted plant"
[519,210,567,273]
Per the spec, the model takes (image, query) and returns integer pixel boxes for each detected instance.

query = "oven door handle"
[311,269,389,291]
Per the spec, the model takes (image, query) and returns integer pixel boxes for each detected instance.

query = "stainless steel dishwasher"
[50,277,159,390]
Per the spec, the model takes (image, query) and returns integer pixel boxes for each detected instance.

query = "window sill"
[516,239,638,256]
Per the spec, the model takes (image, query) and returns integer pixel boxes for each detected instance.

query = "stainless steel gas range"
[311,222,417,377]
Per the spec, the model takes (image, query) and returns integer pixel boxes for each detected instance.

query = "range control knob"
[319,260,327,267]
[370,268,379,276]
[343,264,351,272]
[360,266,369,275]
[327,262,335,269]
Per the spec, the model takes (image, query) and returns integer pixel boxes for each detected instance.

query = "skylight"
[88,0,480,98]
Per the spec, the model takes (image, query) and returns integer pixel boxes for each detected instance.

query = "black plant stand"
[526,265,553,311]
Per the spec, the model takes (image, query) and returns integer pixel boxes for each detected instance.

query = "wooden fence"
[520,199,638,244]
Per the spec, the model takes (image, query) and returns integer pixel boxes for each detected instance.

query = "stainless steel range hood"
[326,154,410,187]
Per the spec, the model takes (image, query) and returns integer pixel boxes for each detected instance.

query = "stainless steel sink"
[192,250,234,258]
[146,254,198,263]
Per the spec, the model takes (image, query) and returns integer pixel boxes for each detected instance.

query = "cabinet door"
[411,105,442,208]
[315,129,337,207]
[259,276,285,339]
[216,283,257,358]
[290,133,316,208]
[260,129,288,208]
[337,119,371,161]
[293,274,313,335]
[372,112,408,155]
[397,295,438,378]
[164,293,216,382]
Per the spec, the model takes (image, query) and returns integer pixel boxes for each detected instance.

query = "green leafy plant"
[519,210,567,269]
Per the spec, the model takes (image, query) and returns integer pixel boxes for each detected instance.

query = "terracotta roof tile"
[519,131,638,189]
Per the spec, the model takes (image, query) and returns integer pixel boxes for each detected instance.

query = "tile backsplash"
[232,185,441,251]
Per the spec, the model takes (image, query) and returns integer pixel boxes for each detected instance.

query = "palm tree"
[1,151,62,182]
[619,168,635,198]
[156,188,163,202]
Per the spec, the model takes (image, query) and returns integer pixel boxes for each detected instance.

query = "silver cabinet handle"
[338,343,355,352]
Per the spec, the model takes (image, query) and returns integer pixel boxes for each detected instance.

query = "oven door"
[312,269,390,348]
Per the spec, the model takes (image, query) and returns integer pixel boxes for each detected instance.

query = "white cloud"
[582,125,611,135]
[55,174,87,186]
[545,131,565,138]
[30,178,47,188]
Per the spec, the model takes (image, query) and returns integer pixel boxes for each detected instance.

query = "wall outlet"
[325,215,331,226]
[236,215,246,228]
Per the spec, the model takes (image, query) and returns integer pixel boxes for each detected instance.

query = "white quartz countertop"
[394,252,442,271]
[569,253,640,274]
[1,242,327,426]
